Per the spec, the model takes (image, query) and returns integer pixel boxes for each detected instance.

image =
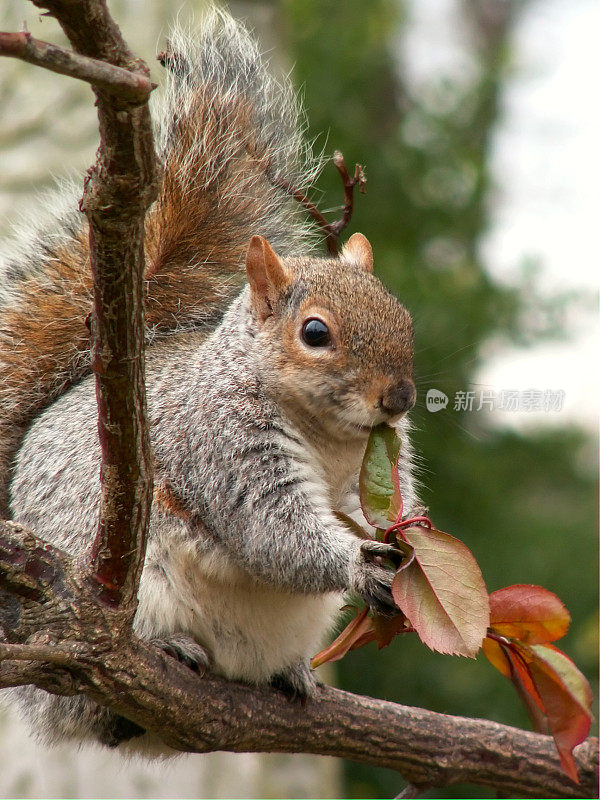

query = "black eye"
[301,318,331,347]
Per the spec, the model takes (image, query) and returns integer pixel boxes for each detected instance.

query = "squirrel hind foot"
[151,634,211,674]
[98,714,146,748]
[269,660,319,706]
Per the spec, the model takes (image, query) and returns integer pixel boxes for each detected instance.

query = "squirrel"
[0,9,418,750]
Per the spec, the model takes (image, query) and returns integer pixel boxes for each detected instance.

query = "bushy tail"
[0,7,320,516]
[146,8,321,333]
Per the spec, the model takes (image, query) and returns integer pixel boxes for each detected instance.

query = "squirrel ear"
[340,233,373,273]
[246,236,293,323]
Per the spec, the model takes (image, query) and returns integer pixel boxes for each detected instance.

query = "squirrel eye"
[301,318,331,347]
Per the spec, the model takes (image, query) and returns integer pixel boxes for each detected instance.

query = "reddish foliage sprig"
[313,425,594,783]
[383,494,432,543]
[482,585,594,782]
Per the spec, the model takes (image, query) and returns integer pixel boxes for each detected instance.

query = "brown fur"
[154,484,192,522]
[0,80,303,516]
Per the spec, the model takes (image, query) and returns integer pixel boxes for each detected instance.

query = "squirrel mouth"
[349,422,373,435]
[349,413,406,435]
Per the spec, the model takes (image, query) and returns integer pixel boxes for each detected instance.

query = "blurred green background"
[1,0,597,798]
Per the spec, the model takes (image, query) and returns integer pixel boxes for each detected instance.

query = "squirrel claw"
[352,540,400,617]
[152,634,211,674]
[361,539,407,570]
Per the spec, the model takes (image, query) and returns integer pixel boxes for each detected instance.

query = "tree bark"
[0,31,154,100]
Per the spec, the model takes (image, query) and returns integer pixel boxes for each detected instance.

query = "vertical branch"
[327,151,367,241]
[29,0,159,613]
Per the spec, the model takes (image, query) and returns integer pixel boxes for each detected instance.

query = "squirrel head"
[245,234,415,439]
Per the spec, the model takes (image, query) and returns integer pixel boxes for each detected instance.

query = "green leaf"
[359,424,402,528]
[382,424,401,464]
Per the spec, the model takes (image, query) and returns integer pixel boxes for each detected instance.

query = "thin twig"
[276,178,333,240]
[329,150,367,238]
[0,31,155,101]
[276,150,367,256]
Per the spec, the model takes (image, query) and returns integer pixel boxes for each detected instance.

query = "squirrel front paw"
[350,540,404,617]
[151,634,211,674]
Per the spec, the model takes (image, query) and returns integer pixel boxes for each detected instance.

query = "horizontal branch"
[0,31,154,101]
[84,655,600,799]
[0,642,77,666]
[2,640,597,799]
[0,521,597,798]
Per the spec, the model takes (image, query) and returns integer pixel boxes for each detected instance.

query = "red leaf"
[311,607,375,668]
[489,584,570,644]
[482,636,512,678]
[372,612,409,648]
[526,644,594,782]
[484,634,594,783]
[506,644,548,719]
[484,637,547,716]
[391,526,489,657]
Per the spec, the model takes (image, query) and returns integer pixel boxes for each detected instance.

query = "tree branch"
[275,150,366,256]
[0,521,597,798]
[0,31,155,101]
[0,642,78,666]
[22,0,159,612]
[328,150,367,239]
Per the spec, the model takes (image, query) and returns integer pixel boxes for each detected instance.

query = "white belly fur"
[135,538,343,683]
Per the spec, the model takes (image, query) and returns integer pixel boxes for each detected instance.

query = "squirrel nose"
[379,379,416,418]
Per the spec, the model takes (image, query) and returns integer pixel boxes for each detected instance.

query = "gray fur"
[4,8,418,752]
[10,287,416,749]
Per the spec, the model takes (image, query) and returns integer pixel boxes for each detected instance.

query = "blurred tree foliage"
[281,1,598,797]
[0,0,173,234]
